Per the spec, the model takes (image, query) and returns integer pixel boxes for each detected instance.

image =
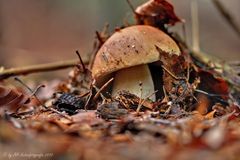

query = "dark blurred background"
[0,0,239,79]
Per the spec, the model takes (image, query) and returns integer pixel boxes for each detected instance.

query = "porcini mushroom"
[91,25,180,101]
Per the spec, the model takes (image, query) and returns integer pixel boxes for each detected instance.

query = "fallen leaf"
[135,0,182,27]
[0,85,29,113]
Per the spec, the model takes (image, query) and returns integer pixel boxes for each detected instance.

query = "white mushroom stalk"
[112,64,155,101]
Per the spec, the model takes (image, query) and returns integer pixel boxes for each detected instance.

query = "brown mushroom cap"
[91,25,180,80]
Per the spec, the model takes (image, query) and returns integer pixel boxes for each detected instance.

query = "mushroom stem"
[112,64,156,101]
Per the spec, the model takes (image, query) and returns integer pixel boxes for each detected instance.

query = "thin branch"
[14,77,72,120]
[93,77,114,101]
[182,22,188,45]
[162,65,186,80]
[228,61,240,67]
[84,91,92,111]
[76,50,86,72]
[191,0,200,52]
[89,23,109,69]
[95,31,105,45]
[212,0,240,38]
[78,91,90,98]
[0,58,89,80]
[195,89,229,98]
[136,90,158,113]
[126,0,136,14]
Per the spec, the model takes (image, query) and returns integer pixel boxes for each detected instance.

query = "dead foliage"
[134,0,182,29]
[1,0,240,160]
[0,85,30,113]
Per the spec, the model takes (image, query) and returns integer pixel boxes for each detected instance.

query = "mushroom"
[91,25,180,101]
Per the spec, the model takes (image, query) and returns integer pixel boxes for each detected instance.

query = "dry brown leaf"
[135,0,181,27]
[0,85,29,113]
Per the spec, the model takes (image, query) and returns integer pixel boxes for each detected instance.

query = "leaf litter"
[1,0,240,160]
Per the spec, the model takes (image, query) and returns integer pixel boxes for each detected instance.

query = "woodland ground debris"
[1,0,240,159]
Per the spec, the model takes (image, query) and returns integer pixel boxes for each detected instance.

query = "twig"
[89,23,109,69]
[95,31,105,46]
[161,86,169,103]
[139,81,143,101]
[93,77,114,101]
[191,0,200,52]
[0,58,89,80]
[14,77,72,120]
[14,77,42,95]
[212,0,240,38]
[30,84,45,97]
[84,91,92,111]
[136,90,158,113]
[78,91,90,98]
[162,65,186,80]
[228,61,240,67]
[93,85,106,100]
[182,22,188,45]
[137,82,143,112]
[83,79,95,110]
[195,89,229,104]
[126,0,136,14]
[195,89,229,98]
[75,50,86,72]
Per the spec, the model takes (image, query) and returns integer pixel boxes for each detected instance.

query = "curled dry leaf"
[197,70,230,108]
[198,70,229,98]
[135,0,181,28]
[0,85,29,113]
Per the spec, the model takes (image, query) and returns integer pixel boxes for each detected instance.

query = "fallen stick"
[212,0,240,38]
[0,58,89,80]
